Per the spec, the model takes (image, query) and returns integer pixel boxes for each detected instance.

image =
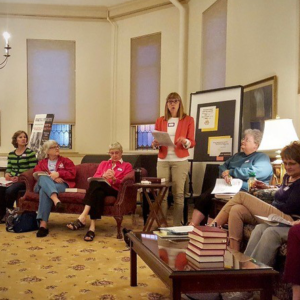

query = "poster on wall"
[29,114,54,155]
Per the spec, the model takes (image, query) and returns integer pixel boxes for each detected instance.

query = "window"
[130,33,161,150]
[202,0,227,90]
[27,39,75,149]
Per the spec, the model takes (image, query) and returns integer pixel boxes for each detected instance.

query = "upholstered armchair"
[18,163,147,239]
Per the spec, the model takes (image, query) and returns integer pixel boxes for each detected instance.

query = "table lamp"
[258,117,299,184]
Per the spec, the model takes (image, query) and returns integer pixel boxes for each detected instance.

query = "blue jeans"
[35,176,67,222]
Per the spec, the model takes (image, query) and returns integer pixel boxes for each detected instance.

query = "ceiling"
[0,0,137,7]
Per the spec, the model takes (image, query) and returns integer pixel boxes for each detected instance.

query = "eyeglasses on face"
[49,145,60,149]
[108,151,120,155]
[283,161,298,167]
[167,99,180,104]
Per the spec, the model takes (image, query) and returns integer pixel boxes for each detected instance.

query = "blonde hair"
[108,142,123,152]
[164,92,187,120]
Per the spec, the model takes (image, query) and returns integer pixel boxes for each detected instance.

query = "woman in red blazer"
[33,140,76,238]
[152,92,195,226]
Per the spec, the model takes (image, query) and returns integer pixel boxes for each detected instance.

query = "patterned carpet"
[0,211,171,300]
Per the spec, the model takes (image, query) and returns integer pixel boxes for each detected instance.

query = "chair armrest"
[18,169,35,192]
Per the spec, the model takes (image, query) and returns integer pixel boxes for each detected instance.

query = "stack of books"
[186,226,228,270]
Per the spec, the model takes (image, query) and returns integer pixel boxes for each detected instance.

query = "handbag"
[6,208,39,233]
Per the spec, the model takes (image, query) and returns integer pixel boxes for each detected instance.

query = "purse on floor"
[6,208,39,233]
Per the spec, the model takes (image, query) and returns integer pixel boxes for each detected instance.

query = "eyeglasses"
[49,145,59,149]
[167,100,180,104]
[241,137,255,144]
[109,151,120,155]
[283,161,298,167]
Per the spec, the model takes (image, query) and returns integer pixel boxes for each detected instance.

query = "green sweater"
[6,148,37,176]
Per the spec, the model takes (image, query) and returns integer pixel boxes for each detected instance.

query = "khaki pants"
[220,192,294,245]
[157,160,189,226]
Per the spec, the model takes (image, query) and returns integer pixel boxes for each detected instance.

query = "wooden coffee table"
[128,232,278,300]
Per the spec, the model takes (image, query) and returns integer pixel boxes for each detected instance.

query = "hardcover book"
[188,232,227,244]
[186,248,225,263]
[193,226,227,238]
[186,255,224,270]
[65,188,86,193]
[142,177,166,183]
[87,177,111,186]
[187,243,225,256]
[33,171,50,181]
[189,238,227,250]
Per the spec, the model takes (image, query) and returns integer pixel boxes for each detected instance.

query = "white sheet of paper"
[210,138,232,156]
[199,106,216,129]
[152,130,174,147]
[211,178,243,194]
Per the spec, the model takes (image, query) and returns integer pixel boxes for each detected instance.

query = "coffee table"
[128,232,278,300]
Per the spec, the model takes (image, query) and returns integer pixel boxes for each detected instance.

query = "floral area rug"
[0,212,171,300]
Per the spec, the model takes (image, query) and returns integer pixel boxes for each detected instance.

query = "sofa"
[18,163,147,239]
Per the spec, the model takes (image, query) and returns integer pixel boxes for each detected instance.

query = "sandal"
[67,219,85,230]
[84,230,95,242]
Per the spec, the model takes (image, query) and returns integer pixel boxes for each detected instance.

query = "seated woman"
[284,223,300,300]
[189,129,273,226]
[34,140,76,238]
[0,130,37,222]
[212,141,300,251]
[67,142,132,242]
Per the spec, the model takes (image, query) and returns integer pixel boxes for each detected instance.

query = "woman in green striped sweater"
[0,131,37,222]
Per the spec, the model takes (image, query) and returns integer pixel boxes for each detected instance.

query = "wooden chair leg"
[114,216,123,239]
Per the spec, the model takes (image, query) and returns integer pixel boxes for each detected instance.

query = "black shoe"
[55,202,65,212]
[36,227,49,238]
[122,228,132,247]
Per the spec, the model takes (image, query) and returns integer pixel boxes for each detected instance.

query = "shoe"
[84,230,95,242]
[36,227,49,238]
[221,292,253,300]
[122,228,132,247]
[67,219,85,230]
[55,201,65,212]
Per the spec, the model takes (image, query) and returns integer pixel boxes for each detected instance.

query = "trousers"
[35,176,67,222]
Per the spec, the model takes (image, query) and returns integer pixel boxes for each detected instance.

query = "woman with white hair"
[33,140,76,238]
[67,142,132,242]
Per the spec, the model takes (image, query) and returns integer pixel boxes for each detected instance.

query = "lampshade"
[258,119,299,151]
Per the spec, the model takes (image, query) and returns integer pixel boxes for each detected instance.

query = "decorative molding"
[0,0,187,21]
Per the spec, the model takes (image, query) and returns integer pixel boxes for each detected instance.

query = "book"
[186,255,224,270]
[0,177,13,187]
[214,193,235,200]
[189,238,227,250]
[65,188,86,193]
[187,243,225,256]
[255,214,292,226]
[33,171,50,180]
[211,178,243,195]
[153,231,189,239]
[188,232,227,244]
[158,225,194,235]
[186,248,224,262]
[192,226,228,238]
[142,177,166,183]
[87,177,111,186]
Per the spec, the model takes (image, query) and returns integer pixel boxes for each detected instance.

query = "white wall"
[0,17,112,154]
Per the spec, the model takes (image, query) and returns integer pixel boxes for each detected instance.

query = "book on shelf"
[211,178,243,195]
[255,214,292,227]
[187,243,225,256]
[65,188,86,193]
[186,248,224,263]
[186,255,224,270]
[188,232,227,244]
[192,226,228,238]
[189,238,227,250]
[142,177,166,183]
[0,177,13,187]
[87,177,111,186]
[33,171,50,181]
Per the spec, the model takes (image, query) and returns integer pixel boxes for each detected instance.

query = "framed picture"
[242,76,277,133]
[189,86,243,162]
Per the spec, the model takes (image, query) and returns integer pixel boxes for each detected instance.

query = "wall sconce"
[0,32,11,70]
[258,117,299,183]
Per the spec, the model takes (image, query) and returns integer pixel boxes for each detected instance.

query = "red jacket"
[155,115,195,159]
[34,156,76,188]
[93,160,133,191]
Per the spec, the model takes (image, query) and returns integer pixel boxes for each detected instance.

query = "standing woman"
[0,130,37,222]
[152,92,195,226]
[33,140,76,237]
